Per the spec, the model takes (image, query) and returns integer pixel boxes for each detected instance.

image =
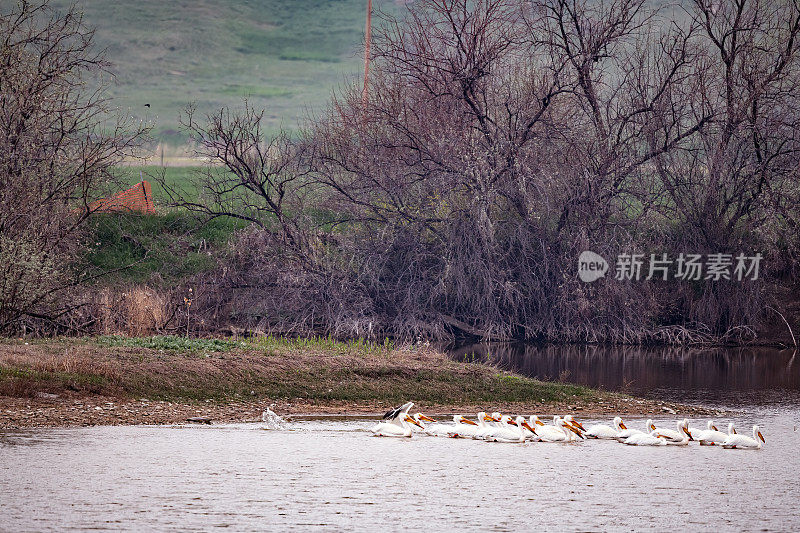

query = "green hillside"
[36,0,394,143]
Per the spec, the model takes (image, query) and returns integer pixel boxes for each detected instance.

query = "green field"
[114,166,213,203]
[30,0,396,143]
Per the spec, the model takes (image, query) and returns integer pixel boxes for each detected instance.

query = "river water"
[1,345,799,532]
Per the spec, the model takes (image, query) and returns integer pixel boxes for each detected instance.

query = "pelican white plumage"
[688,419,715,439]
[652,419,693,443]
[655,431,689,446]
[722,425,765,449]
[693,421,735,445]
[449,415,482,438]
[585,417,627,439]
[563,415,585,433]
[474,412,503,440]
[484,415,515,441]
[616,419,656,441]
[370,412,424,437]
[409,413,437,433]
[529,415,545,427]
[487,416,535,443]
[466,412,492,439]
[424,415,478,437]
[525,415,545,441]
[624,431,668,446]
[382,401,415,421]
[538,417,583,442]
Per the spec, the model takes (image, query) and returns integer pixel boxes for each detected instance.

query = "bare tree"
[173,0,799,343]
[0,1,147,333]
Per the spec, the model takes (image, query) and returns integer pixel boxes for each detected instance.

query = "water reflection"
[450,343,800,396]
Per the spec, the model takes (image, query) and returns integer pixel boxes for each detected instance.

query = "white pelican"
[487,416,536,443]
[546,415,584,441]
[616,419,656,441]
[448,415,482,438]
[473,412,503,440]
[654,431,689,446]
[525,415,545,441]
[722,425,765,449]
[382,401,414,421]
[536,415,563,436]
[687,419,715,439]
[584,417,627,439]
[529,415,545,427]
[370,412,424,437]
[652,419,693,443]
[410,413,437,432]
[424,415,478,437]
[624,431,668,446]
[463,412,492,439]
[563,415,585,432]
[538,417,583,442]
[483,415,515,441]
[692,421,735,445]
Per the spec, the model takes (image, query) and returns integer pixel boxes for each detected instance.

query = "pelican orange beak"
[571,418,585,431]
[418,414,436,423]
[682,426,694,440]
[649,423,656,431]
[483,414,495,422]
[733,427,737,434]
[459,417,478,426]
[522,421,537,434]
[535,419,545,426]
[568,425,584,439]
[758,431,765,443]
[506,418,519,426]
[712,425,719,431]
[406,415,424,428]
[619,421,627,430]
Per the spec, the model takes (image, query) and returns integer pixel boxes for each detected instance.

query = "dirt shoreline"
[0,337,722,429]
[0,394,721,429]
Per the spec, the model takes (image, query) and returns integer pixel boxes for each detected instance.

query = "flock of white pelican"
[371,402,766,449]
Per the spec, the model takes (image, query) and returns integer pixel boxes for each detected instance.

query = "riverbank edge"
[0,337,718,429]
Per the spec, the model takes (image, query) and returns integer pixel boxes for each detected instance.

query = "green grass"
[28,0,400,143]
[1,336,604,405]
[96,335,248,352]
[86,212,245,284]
[112,166,231,203]
[93,334,396,356]
[0,366,110,389]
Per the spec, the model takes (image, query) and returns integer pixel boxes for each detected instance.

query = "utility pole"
[363,0,372,108]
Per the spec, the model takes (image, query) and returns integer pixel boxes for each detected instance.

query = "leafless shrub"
[0,1,148,334]
[168,0,800,344]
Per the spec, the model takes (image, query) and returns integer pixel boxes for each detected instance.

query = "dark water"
[449,343,800,406]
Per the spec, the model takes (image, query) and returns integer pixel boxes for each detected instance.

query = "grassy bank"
[0,336,715,428]
[0,335,594,404]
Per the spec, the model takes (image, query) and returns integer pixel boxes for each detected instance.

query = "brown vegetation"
[0,1,147,334]
[160,0,800,344]
[0,338,713,428]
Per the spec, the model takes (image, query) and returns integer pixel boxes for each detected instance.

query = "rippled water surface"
[1,410,799,532]
[2,344,800,531]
